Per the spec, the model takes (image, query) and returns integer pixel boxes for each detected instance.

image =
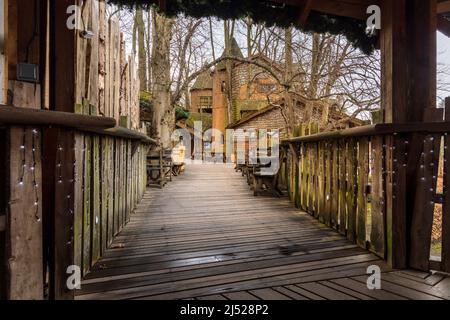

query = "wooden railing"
[0,107,154,299]
[280,99,450,273]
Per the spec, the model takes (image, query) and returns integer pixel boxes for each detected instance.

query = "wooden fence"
[281,100,450,273]
[73,1,143,276]
[0,0,151,300]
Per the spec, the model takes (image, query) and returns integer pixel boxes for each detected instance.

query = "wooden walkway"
[77,164,450,300]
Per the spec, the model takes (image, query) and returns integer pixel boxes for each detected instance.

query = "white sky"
[438,32,450,104]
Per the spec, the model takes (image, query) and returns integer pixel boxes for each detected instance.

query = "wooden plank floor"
[76,164,450,300]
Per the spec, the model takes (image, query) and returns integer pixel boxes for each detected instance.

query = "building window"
[221,81,226,92]
[198,96,212,113]
[258,83,277,93]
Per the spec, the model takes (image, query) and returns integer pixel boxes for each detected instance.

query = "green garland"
[107,0,377,54]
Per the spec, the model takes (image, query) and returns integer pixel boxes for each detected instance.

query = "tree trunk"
[306,33,321,121]
[246,18,252,101]
[146,9,152,91]
[151,10,173,148]
[284,27,294,137]
[136,8,147,90]
[224,20,235,125]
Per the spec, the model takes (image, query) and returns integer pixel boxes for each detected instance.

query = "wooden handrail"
[0,105,116,130]
[283,121,450,144]
[83,126,157,144]
[0,105,157,144]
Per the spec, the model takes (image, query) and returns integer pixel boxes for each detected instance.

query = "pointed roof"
[191,71,213,91]
[216,37,244,71]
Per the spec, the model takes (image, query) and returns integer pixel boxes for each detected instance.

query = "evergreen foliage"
[107,0,377,54]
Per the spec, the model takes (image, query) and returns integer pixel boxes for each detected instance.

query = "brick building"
[190,39,361,140]
[190,39,289,134]
[228,99,364,139]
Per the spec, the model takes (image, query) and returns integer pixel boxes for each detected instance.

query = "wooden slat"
[331,141,339,227]
[74,131,84,273]
[100,137,108,255]
[300,144,307,210]
[323,141,332,226]
[249,288,291,300]
[88,0,99,108]
[317,141,325,222]
[107,137,114,245]
[370,136,385,257]
[338,140,346,234]
[346,139,357,242]
[297,282,358,300]
[356,137,368,248]
[82,103,92,274]
[113,139,120,235]
[91,132,101,265]
[410,131,441,270]
[385,134,407,268]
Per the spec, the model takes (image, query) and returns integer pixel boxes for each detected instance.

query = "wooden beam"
[298,0,313,27]
[271,0,377,20]
[0,105,116,129]
[312,0,375,20]
[438,14,450,37]
[0,0,7,104]
[438,0,450,13]
[48,0,77,300]
[378,0,438,270]
[380,0,408,124]
[404,0,438,271]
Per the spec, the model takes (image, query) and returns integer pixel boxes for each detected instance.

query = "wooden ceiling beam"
[311,0,377,20]
[298,0,313,27]
[438,0,450,14]
[271,0,379,20]
[273,0,448,19]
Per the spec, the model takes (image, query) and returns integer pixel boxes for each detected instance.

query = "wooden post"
[7,84,44,300]
[443,97,450,273]
[0,0,7,104]
[380,0,437,269]
[0,0,8,299]
[3,0,46,300]
[47,0,77,299]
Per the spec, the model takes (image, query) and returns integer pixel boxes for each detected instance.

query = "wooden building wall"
[0,0,147,300]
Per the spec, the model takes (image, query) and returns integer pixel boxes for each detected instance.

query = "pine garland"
[108,0,377,54]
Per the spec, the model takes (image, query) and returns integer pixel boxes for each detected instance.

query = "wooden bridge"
[76,164,449,300]
[1,0,450,301]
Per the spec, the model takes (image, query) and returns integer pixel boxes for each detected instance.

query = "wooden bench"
[147,149,173,188]
[252,157,283,197]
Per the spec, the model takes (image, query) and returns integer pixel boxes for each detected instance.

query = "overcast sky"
[438,32,450,105]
